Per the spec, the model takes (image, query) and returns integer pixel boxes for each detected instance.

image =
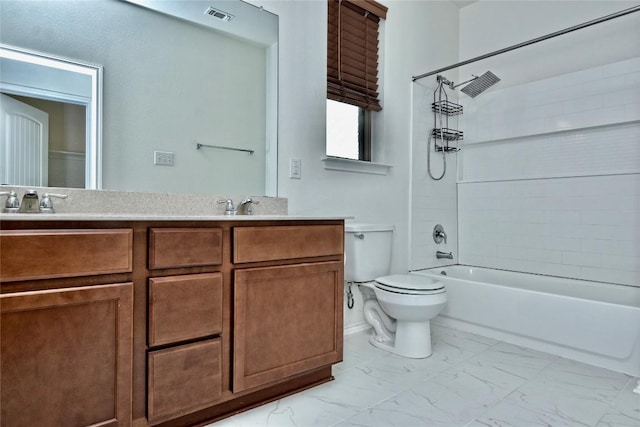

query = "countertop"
[0,213,349,222]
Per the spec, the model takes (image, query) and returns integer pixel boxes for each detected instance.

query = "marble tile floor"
[209,324,640,427]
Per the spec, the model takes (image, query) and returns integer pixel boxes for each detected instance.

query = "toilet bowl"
[345,224,447,358]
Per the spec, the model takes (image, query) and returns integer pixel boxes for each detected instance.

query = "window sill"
[321,156,392,175]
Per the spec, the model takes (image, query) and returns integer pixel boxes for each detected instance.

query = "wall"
[1,0,267,195]
[248,0,459,331]
[458,1,640,286]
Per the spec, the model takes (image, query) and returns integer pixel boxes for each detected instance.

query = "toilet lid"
[375,274,444,293]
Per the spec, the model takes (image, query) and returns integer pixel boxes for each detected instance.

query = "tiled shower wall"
[457,57,640,286]
[410,79,459,271]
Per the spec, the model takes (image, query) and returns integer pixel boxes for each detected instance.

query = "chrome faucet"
[217,198,260,216]
[237,198,259,215]
[436,251,453,259]
[1,190,68,214]
[17,190,40,213]
[433,224,447,244]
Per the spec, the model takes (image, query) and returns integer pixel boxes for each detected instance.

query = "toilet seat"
[375,274,445,295]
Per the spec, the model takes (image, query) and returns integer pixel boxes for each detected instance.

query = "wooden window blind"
[327,0,388,112]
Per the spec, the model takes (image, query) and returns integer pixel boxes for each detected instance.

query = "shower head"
[460,71,500,98]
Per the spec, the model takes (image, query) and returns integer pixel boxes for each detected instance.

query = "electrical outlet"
[289,158,301,179]
[154,151,174,166]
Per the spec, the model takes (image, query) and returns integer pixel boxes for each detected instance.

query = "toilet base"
[368,321,433,359]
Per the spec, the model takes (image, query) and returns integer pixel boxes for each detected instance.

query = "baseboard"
[344,322,370,336]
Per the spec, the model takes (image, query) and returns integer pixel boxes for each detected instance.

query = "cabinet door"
[233,262,343,392]
[1,283,133,427]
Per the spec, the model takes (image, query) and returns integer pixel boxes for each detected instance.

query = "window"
[326,0,387,161]
[326,100,371,160]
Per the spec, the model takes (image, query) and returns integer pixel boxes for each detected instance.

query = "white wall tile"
[410,83,459,271]
[458,174,639,286]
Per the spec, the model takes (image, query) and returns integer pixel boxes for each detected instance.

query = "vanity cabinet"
[0,229,134,427]
[0,219,344,427]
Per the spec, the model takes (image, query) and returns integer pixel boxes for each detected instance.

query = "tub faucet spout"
[436,251,453,259]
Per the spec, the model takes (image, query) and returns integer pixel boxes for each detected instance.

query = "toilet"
[345,223,447,358]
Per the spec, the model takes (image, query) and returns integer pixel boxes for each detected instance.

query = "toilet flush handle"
[354,233,365,240]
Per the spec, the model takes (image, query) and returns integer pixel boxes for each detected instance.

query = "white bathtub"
[412,265,640,376]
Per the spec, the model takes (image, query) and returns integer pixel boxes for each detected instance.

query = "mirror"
[0,0,278,196]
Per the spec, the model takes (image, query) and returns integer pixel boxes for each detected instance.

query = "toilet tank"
[344,223,394,282]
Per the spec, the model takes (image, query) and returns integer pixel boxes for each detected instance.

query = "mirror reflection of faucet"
[1,190,67,213]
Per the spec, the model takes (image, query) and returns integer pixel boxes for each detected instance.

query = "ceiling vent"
[204,7,234,22]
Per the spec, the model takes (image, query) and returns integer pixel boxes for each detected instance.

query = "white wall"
[249,0,459,330]
[254,0,460,266]
[457,1,640,286]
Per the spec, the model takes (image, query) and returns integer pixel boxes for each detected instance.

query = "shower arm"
[438,75,477,90]
[451,75,478,89]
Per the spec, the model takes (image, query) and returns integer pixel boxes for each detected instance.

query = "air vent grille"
[204,7,234,22]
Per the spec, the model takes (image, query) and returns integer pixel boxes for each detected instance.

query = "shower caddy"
[432,75,463,153]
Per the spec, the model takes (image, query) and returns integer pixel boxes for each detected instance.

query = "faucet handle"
[217,199,236,215]
[433,224,447,244]
[0,191,20,213]
[40,192,68,213]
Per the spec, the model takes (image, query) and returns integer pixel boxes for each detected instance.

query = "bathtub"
[412,265,640,376]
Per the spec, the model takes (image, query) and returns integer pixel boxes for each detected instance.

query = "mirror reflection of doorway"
[0,93,86,187]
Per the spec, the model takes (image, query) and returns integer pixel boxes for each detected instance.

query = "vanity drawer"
[148,273,223,347]
[0,229,133,282]
[233,225,343,263]
[148,228,222,269]
[147,338,222,424]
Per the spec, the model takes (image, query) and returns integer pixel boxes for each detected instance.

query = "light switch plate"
[289,158,301,179]
[154,151,174,166]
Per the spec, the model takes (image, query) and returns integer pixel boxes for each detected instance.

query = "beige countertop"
[0,213,348,222]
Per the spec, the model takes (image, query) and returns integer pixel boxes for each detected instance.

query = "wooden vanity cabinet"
[0,228,134,427]
[1,219,344,427]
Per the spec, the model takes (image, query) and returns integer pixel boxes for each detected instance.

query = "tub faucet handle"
[433,224,447,244]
